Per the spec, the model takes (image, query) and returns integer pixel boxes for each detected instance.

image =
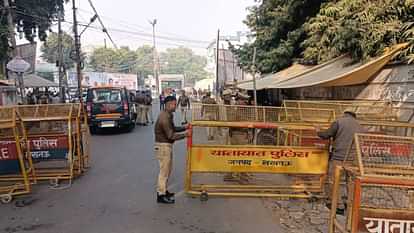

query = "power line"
[77,8,210,45]
[87,0,117,49]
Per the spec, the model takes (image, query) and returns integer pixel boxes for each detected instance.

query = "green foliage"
[232,0,326,73]
[1,0,67,75]
[302,0,414,63]
[41,32,76,69]
[88,45,211,81]
[160,47,211,81]
[89,46,138,73]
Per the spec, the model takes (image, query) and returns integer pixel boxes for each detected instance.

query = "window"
[92,89,122,103]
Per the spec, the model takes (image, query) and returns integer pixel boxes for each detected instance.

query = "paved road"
[0,106,281,233]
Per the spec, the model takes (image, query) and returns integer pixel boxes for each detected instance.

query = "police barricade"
[192,103,337,124]
[185,121,330,200]
[72,104,91,175]
[283,100,398,122]
[0,107,33,203]
[15,104,79,187]
[329,133,414,233]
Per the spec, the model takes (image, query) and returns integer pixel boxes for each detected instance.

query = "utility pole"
[72,0,83,103]
[150,19,159,95]
[252,47,257,107]
[3,0,16,57]
[215,29,220,98]
[57,5,65,102]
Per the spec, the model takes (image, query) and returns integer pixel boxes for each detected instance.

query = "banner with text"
[190,146,328,174]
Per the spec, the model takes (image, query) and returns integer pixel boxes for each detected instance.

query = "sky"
[59,0,256,55]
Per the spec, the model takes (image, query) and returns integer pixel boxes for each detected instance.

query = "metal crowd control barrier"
[15,104,81,187]
[185,121,330,200]
[192,103,337,124]
[329,133,414,233]
[0,107,33,203]
[283,100,398,122]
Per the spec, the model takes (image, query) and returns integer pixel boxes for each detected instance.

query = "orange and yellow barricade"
[0,107,33,203]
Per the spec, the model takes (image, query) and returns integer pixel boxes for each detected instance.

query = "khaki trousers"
[326,160,353,207]
[154,143,173,195]
[205,113,216,139]
[180,107,188,123]
[144,105,153,123]
[138,104,146,124]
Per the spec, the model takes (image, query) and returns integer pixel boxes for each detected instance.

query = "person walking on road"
[177,90,191,124]
[144,91,154,125]
[315,110,365,214]
[154,96,188,204]
[159,92,165,111]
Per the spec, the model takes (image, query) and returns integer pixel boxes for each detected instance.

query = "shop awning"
[269,43,408,89]
[238,43,408,90]
[237,63,313,90]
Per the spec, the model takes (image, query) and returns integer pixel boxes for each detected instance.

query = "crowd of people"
[26,91,61,105]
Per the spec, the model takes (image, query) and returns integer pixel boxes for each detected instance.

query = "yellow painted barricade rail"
[192,103,337,124]
[185,121,330,200]
[329,133,414,233]
[0,107,33,203]
[0,104,91,189]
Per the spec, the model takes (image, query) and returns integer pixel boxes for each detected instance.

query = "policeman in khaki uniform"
[224,93,251,182]
[177,90,191,124]
[201,92,218,140]
[154,96,188,204]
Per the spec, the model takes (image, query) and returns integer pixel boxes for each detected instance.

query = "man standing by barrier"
[177,90,190,125]
[224,93,251,182]
[154,96,188,204]
[201,92,218,141]
[315,110,365,214]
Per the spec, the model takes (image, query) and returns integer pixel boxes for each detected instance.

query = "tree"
[302,0,414,64]
[88,46,137,73]
[160,47,211,81]
[134,45,154,78]
[0,0,67,66]
[231,0,327,74]
[41,32,76,69]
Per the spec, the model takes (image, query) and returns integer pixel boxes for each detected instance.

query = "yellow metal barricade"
[192,103,336,124]
[283,100,398,122]
[185,121,330,200]
[0,107,33,203]
[15,104,78,187]
[329,133,414,233]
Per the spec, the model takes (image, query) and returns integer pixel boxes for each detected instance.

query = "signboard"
[0,140,20,175]
[28,136,69,160]
[360,142,412,158]
[68,71,138,90]
[358,208,414,233]
[190,146,328,174]
[15,43,37,73]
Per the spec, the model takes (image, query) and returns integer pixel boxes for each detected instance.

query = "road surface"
[0,105,282,233]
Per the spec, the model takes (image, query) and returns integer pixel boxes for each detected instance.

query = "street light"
[7,56,31,103]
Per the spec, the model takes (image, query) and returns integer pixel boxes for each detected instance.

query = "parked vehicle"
[86,87,136,134]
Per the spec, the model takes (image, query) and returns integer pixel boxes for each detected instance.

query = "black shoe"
[157,194,175,204]
[325,203,346,215]
[165,190,175,200]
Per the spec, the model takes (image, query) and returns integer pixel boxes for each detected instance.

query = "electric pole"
[57,5,65,102]
[215,29,220,98]
[150,19,159,95]
[3,0,16,57]
[72,0,83,103]
[252,47,257,107]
